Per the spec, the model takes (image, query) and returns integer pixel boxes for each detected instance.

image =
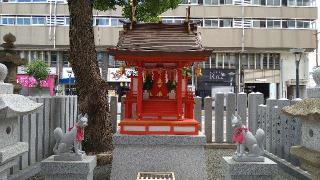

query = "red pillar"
[176,68,182,119]
[136,66,143,119]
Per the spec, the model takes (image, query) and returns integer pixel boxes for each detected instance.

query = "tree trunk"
[68,0,112,153]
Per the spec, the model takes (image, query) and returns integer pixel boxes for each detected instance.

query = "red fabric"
[150,70,168,97]
[68,125,85,141]
[232,127,248,144]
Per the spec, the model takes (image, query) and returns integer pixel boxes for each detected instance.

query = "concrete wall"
[1,4,316,19]
[1,25,315,50]
[162,5,317,19]
[200,28,316,50]
[0,3,317,50]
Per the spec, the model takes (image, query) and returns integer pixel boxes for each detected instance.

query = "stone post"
[226,92,236,143]
[204,97,212,143]
[194,96,202,131]
[257,104,267,130]
[120,96,126,121]
[271,106,279,155]
[248,92,264,133]
[237,92,247,126]
[215,93,224,143]
[110,96,118,133]
[277,98,290,159]
[265,98,277,152]
[289,98,302,165]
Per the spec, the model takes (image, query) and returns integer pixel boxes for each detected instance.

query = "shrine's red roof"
[108,22,212,62]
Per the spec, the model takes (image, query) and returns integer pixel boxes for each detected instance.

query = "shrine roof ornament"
[108,22,212,61]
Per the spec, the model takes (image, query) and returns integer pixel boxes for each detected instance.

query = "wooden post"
[176,68,183,119]
[136,66,143,119]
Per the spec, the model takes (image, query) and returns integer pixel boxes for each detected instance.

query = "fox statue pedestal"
[41,114,97,180]
[223,156,278,180]
[41,155,96,180]
[223,114,278,180]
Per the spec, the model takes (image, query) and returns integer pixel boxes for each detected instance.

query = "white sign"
[107,68,137,82]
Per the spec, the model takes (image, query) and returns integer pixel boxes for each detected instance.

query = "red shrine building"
[108,23,212,135]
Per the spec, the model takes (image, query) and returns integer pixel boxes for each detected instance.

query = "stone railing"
[9,96,78,180]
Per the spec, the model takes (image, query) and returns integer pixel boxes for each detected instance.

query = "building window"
[219,0,233,4]
[108,55,115,67]
[32,17,45,25]
[204,0,219,4]
[282,0,288,5]
[16,17,31,25]
[181,0,199,4]
[95,17,110,26]
[204,19,218,27]
[229,53,236,69]
[211,54,216,68]
[267,0,280,5]
[219,19,232,27]
[110,18,125,27]
[288,0,311,6]
[267,20,281,28]
[2,17,15,25]
[248,54,255,69]
[216,54,223,68]
[51,51,57,67]
[63,52,69,67]
[65,17,70,25]
[253,20,266,28]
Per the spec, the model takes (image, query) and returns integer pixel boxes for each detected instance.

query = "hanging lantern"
[195,64,202,78]
[118,64,126,75]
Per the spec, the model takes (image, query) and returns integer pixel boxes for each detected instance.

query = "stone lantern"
[282,81,320,179]
[0,63,42,179]
[0,33,27,93]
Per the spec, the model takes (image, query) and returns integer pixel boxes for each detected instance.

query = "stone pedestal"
[223,156,278,180]
[290,146,320,180]
[41,155,97,180]
[111,133,208,180]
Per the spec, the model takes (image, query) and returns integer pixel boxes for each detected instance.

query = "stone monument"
[223,114,278,180]
[282,72,320,180]
[0,63,42,180]
[41,113,97,180]
[111,133,208,180]
[0,33,27,93]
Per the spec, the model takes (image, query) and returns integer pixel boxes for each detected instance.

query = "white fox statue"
[53,113,88,155]
[231,114,265,162]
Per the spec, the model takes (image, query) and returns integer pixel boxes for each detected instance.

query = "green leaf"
[24,59,50,85]
[93,0,181,23]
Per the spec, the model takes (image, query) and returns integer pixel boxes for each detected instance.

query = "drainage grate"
[137,172,175,180]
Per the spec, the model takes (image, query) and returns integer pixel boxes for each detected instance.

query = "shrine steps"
[118,118,199,135]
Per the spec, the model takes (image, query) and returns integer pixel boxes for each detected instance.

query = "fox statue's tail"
[255,128,265,155]
[53,127,63,154]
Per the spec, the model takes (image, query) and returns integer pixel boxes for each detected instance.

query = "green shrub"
[24,60,49,87]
